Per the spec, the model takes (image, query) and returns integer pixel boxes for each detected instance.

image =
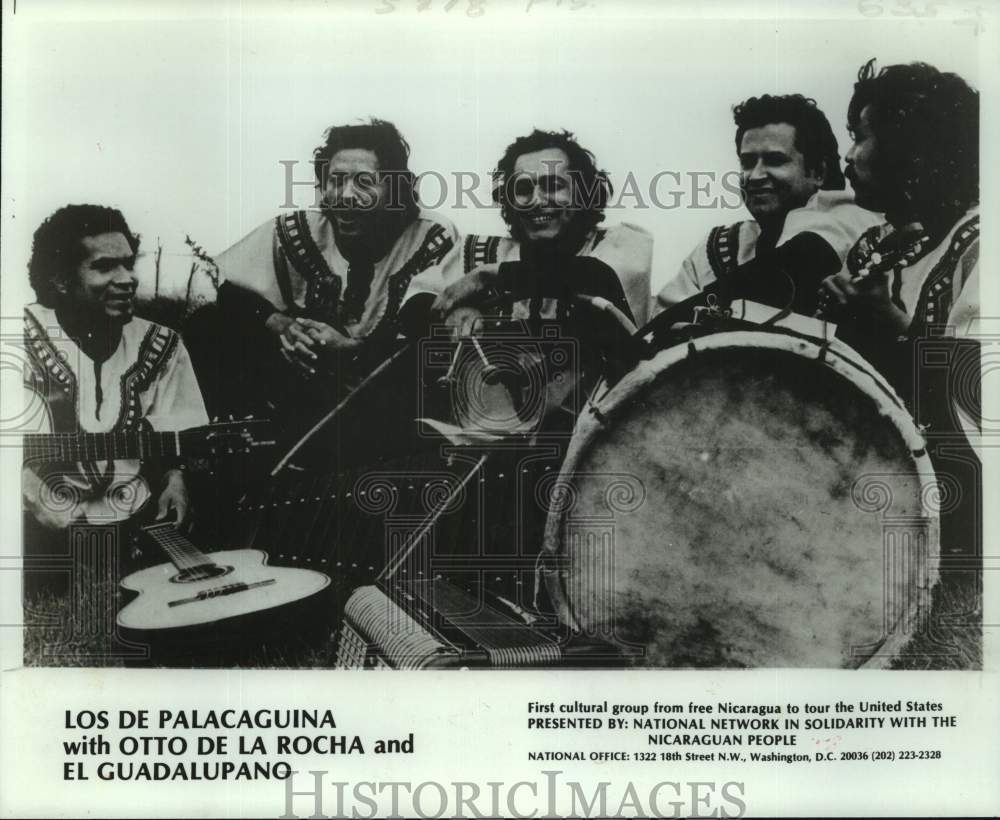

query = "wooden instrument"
[117,521,330,631]
[336,579,623,669]
[541,329,940,668]
[22,418,276,465]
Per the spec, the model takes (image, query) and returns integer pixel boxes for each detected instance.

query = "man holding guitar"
[22,205,208,561]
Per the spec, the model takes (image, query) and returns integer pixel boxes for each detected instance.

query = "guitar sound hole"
[172,564,232,583]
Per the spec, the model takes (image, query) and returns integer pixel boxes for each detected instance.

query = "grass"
[889,569,982,670]
[22,566,981,670]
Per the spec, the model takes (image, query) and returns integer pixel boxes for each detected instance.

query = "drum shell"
[542,331,940,669]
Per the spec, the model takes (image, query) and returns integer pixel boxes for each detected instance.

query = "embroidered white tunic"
[460,223,654,327]
[22,304,208,525]
[655,190,882,311]
[216,209,463,338]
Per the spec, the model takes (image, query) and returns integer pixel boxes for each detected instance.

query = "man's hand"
[266,313,320,376]
[818,271,911,336]
[431,263,501,317]
[445,306,485,340]
[268,313,363,376]
[156,468,192,529]
[297,318,363,353]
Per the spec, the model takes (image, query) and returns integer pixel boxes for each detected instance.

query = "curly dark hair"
[312,118,420,222]
[492,129,612,241]
[28,205,140,308]
[733,94,846,190]
[847,59,978,225]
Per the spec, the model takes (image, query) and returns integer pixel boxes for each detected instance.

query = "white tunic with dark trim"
[460,223,653,326]
[216,209,463,338]
[844,207,980,337]
[845,207,981,445]
[655,190,882,311]
[22,304,208,525]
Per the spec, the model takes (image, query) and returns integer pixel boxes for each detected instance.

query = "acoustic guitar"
[21,418,276,465]
[117,521,331,631]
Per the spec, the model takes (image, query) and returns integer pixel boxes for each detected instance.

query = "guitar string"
[24,424,258,461]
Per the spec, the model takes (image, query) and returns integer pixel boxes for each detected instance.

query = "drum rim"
[540,329,941,668]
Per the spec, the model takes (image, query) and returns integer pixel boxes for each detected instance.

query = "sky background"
[1,0,987,306]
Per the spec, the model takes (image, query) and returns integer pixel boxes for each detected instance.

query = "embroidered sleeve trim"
[374,223,456,336]
[23,310,78,433]
[706,223,740,280]
[274,211,342,315]
[115,324,180,431]
[911,215,980,335]
[462,234,501,274]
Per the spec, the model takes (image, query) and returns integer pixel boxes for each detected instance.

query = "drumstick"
[437,340,464,385]
[469,337,502,383]
[378,454,487,582]
[270,345,410,476]
[470,336,490,367]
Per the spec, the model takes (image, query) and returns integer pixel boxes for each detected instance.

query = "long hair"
[492,129,612,241]
[733,94,846,190]
[848,59,978,222]
[28,205,140,307]
[312,118,420,224]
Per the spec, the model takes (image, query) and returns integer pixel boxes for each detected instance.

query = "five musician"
[21,59,981,662]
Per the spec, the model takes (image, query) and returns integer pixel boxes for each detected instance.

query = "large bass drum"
[541,329,940,668]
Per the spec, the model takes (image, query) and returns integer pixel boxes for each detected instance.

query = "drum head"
[545,331,939,668]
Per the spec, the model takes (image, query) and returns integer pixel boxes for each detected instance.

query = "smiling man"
[433,129,652,334]
[655,94,880,318]
[22,205,208,594]
[203,119,461,422]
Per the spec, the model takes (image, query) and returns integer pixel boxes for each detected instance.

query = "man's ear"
[53,276,69,295]
[809,160,827,188]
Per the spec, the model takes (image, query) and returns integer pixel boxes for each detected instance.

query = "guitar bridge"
[168,578,276,607]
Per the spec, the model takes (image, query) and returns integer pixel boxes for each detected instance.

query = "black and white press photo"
[1,1,996,816]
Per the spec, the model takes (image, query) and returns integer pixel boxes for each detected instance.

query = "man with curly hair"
[819,59,980,479]
[655,94,879,320]
[819,61,979,367]
[817,60,981,598]
[432,129,653,335]
[198,119,462,420]
[22,205,207,593]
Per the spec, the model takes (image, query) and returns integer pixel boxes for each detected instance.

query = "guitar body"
[117,549,331,631]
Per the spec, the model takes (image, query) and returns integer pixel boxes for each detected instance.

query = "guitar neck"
[142,521,215,571]
[23,430,187,463]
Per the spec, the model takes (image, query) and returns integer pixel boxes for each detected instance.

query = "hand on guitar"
[817,270,911,336]
[156,468,193,530]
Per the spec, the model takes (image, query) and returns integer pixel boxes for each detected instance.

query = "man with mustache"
[818,61,979,390]
[203,119,461,422]
[817,59,981,623]
[654,94,879,322]
[22,205,207,590]
[432,129,652,335]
